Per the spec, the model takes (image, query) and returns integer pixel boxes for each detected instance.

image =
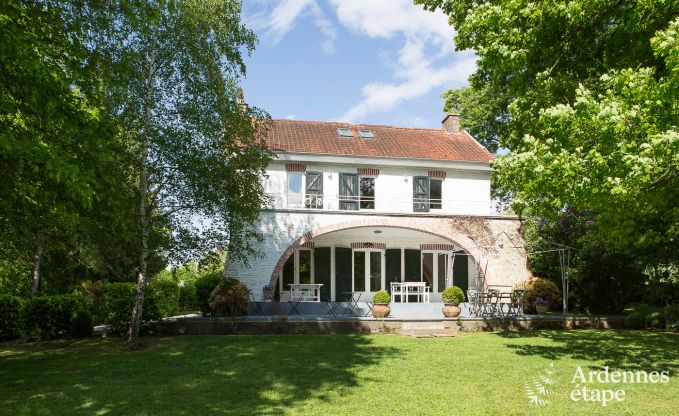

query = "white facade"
[263,153,492,216]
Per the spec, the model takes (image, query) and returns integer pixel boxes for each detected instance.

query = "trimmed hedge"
[178,281,199,312]
[145,279,180,320]
[624,311,647,329]
[665,304,679,331]
[100,282,136,331]
[23,294,86,340]
[195,271,223,316]
[100,281,180,332]
[441,286,465,305]
[70,308,94,337]
[0,295,23,341]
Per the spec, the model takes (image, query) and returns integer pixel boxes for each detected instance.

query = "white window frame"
[279,248,315,291]
[287,172,305,208]
[351,248,385,293]
[358,175,376,210]
[421,250,451,293]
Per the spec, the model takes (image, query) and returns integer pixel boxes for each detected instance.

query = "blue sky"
[241,0,477,129]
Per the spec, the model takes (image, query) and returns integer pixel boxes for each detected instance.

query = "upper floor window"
[429,179,442,210]
[340,173,376,210]
[413,176,443,212]
[287,172,304,208]
[359,177,375,209]
[305,171,323,209]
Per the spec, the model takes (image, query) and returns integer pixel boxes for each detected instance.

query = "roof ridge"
[271,118,454,133]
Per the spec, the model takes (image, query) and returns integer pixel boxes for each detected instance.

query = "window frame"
[287,172,304,208]
[279,248,315,291]
[429,178,443,210]
[358,175,376,210]
[351,248,385,293]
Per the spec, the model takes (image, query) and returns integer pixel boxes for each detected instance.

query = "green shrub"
[665,304,679,331]
[208,278,250,317]
[645,312,665,330]
[624,311,647,329]
[372,290,391,304]
[178,281,199,312]
[100,282,136,332]
[23,294,86,340]
[441,286,465,305]
[524,278,561,314]
[0,295,23,341]
[195,271,223,316]
[145,280,179,320]
[69,308,94,337]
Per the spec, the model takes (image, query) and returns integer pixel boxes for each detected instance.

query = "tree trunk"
[128,38,157,345]
[31,244,44,297]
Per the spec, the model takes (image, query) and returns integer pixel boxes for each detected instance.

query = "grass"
[1,330,678,415]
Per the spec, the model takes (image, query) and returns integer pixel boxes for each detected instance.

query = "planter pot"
[442,304,461,318]
[535,304,549,314]
[372,303,391,318]
[262,289,275,302]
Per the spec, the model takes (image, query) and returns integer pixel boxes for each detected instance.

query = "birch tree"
[88,0,271,344]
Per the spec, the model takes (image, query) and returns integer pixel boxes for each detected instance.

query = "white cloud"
[330,0,476,122]
[247,0,337,54]
[285,114,296,120]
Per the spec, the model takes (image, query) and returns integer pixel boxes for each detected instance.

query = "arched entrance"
[270,223,478,302]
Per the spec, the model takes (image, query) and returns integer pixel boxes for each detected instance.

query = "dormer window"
[337,128,353,137]
[358,130,374,138]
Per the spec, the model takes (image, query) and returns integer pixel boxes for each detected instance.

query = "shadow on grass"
[0,334,399,415]
[494,330,679,372]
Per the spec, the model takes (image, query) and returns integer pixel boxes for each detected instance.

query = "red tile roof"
[263,119,494,163]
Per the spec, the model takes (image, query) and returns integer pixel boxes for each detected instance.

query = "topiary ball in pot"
[441,286,465,317]
[371,290,391,318]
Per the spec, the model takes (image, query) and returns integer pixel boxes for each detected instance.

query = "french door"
[352,249,385,292]
[421,251,451,293]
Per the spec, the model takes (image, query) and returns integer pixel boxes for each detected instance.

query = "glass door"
[352,249,384,293]
[422,251,450,293]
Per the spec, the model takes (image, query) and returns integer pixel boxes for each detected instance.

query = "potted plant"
[371,290,391,318]
[441,286,465,317]
[534,297,550,314]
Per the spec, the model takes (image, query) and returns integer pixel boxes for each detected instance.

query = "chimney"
[442,113,460,134]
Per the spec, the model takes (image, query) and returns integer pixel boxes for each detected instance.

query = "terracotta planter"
[442,304,461,318]
[535,304,549,314]
[372,303,391,318]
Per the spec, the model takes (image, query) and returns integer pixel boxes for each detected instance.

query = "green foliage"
[0,295,23,340]
[441,286,465,305]
[624,312,647,329]
[69,308,94,338]
[523,278,561,314]
[372,290,391,305]
[23,294,86,340]
[420,0,679,264]
[145,280,180,320]
[646,311,666,330]
[664,304,679,331]
[100,283,136,332]
[178,281,199,313]
[195,271,224,316]
[208,278,250,317]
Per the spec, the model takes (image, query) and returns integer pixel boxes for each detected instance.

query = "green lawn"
[1,330,678,415]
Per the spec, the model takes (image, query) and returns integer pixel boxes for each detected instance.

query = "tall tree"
[0,0,134,295]
[87,1,271,344]
[418,0,678,256]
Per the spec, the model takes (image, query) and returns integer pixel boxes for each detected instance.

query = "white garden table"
[391,282,430,303]
[288,283,323,302]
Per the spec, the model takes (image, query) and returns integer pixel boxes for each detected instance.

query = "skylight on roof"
[358,130,374,138]
[337,128,353,137]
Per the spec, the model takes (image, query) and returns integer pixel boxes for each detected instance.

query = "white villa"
[226,114,532,304]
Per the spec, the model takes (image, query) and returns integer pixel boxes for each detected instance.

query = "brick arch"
[268,218,479,285]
